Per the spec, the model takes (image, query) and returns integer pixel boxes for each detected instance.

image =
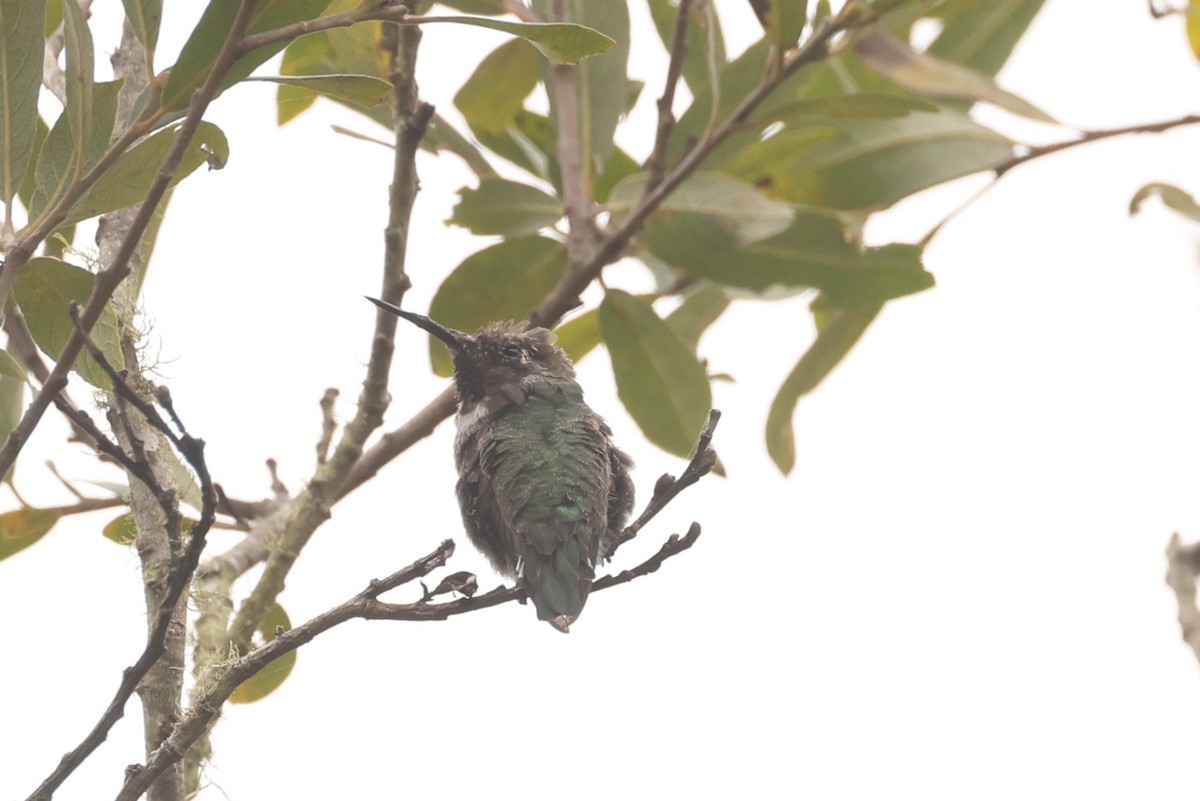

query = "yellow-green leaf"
[454,38,540,135]
[0,507,61,561]
[599,290,711,457]
[102,512,137,545]
[1130,182,1200,224]
[251,74,391,113]
[230,603,296,704]
[766,303,880,474]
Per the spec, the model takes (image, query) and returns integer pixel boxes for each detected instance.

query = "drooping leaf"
[766,302,881,474]
[0,507,61,561]
[855,31,1055,123]
[927,0,1047,78]
[609,172,795,252]
[162,0,334,111]
[724,108,1013,211]
[449,178,561,237]
[120,0,162,55]
[417,17,615,64]
[230,603,296,704]
[649,209,933,303]
[0,0,46,208]
[427,237,566,376]
[13,257,126,389]
[599,290,711,457]
[1130,182,1200,224]
[63,120,228,226]
[102,512,137,545]
[647,0,726,95]
[423,113,497,178]
[454,38,540,135]
[665,283,730,352]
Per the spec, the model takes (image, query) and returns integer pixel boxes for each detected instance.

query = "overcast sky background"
[4,1,1200,799]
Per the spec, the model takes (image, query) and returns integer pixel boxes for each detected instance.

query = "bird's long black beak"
[365,296,471,351]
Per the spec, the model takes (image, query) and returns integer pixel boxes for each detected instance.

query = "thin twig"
[607,409,719,557]
[115,521,700,800]
[27,339,218,801]
[645,0,694,193]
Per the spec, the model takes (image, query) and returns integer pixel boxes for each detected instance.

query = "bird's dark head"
[366,297,575,406]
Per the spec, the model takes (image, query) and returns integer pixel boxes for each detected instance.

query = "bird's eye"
[500,344,523,361]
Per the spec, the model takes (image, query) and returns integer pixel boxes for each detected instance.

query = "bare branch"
[115,521,702,800]
[607,409,720,558]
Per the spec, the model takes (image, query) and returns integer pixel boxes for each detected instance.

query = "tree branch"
[644,0,693,192]
[1166,533,1200,664]
[25,322,217,801]
[114,517,702,800]
[0,0,259,479]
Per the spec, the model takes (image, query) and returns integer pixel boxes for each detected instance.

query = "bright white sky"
[4,1,1200,799]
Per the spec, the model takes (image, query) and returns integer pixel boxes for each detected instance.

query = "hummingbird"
[367,297,635,632]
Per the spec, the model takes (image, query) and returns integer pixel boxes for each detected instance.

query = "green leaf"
[454,38,540,135]
[0,0,46,208]
[251,74,391,112]
[418,17,615,63]
[427,237,566,375]
[424,113,497,178]
[854,31,1055,123]
[27,82,122,226]
[0,341,25,481]
[13,257,126,389]
[449,178,561,236]
[571,0,631,168]
[102,512,137,545]
[62,0,95,172]
[649,209,933,303]
[927,0,1047,78]
[0,507,61,561]
[665,283,730,352]
[756,93,941,123]
[162,0,334,111]
[1130,182,1200,223]
[748,0,806,52]
[610,172,795,251]
[647,0,726,95]
[0,348,25,379]
[766,303,881,474]
[599,290,711,457]
[432,0,507,13]
[553,308,602,364]
[63,120,228,226]
[724,108,1013,211]
[230,603,296,704]
[121,0,161,55]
